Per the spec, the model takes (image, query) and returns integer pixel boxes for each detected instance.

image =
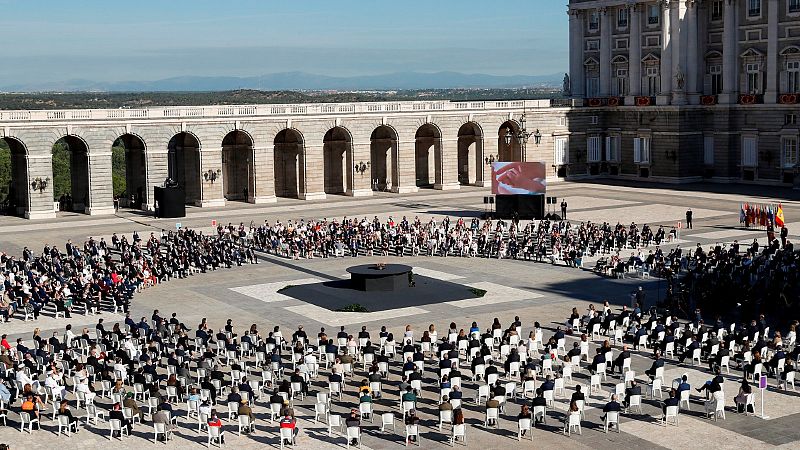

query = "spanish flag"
[776,203,785,227]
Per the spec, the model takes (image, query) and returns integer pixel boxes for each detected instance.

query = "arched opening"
[415,124,442,188]
[323,127,351,195]
[0,137,29,217]
[274,129,305,199]
[167,132,201,205]
[370,125,398,192]
[457,122,482,185]
[222,130,254,202]
[498,121,522,162]
[112,134,146,209]
[53,136,90,214]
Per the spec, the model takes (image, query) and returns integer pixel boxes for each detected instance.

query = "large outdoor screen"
[491,162,547,195]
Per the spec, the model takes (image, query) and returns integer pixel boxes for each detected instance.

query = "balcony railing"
[0,99,572,123]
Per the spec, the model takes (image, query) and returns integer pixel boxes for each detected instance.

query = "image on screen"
[491,162,547,195]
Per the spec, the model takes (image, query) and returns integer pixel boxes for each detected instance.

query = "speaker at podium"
[154,186,186,218]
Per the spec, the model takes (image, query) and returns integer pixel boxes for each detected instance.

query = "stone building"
[564,0,800,186]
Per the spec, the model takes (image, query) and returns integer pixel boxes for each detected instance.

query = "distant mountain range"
[1,71,563,93]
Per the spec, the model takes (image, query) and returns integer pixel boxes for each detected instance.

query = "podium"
[154,187,186,218]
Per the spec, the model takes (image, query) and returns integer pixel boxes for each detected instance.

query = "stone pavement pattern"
[0,181,799,449]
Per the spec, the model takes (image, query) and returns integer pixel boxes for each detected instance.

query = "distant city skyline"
[0,0,568,88]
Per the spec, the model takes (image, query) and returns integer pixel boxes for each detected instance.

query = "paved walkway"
[0,181,799,449]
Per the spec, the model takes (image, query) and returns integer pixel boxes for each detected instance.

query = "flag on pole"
[776,203,785,227]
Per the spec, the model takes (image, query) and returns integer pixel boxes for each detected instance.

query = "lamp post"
[31,177,49,193]
[354,161,370,175]
[504,112,534,161]
[203,169,221,183]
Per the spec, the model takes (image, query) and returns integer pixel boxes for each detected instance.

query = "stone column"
[658,0,673,105]
[627,3,642,104]
[435,137,460,190]
[569,9,586,98]
[86,152,115,215]
[394,139,418,193]
[251,146,276,203]
[25,153,56,220]
[719,0,739,104]
[686,0,700,103]
[303,144,326,200]
[349,142,373,197]
[599,7,612,96]
[765,0,779,103]
[672,0,688,105]
[479,134,498,188]
[199,148,225,207]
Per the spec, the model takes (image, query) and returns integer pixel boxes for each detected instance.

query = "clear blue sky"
[0,0,568,85]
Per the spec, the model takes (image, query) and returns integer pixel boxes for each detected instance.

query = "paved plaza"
[0,181,799,449]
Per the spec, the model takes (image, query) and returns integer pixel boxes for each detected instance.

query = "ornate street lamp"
[484,154,498,166]
[31,177,49,193]
[203,169,221,183]
[504,111,535,160]
[354,161,370,175]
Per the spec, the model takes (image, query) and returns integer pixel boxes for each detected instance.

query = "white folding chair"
[405,424,420,446]
[380,412,395,432]
[517,418,533,441]
[563,413,582,436]
[604,411,620,433]
[663,405,679,426]
[346,426,362,449]
[451,423,467,445]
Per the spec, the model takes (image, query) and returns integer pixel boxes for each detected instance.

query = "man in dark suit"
[645,351,665,380]
[611,345,631,374]
[601,394,622,421]
[588,348,606,374]
[624,380,641,408]
[679,337,701,363]
[570,385,585,404]
[561,200,568,219]
[685,209,693,229]
[663,389,680,414]
[540,376,555,393]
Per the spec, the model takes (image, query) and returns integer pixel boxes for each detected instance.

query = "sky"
[0,0,569,85]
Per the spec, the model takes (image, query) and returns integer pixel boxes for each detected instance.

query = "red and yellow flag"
[776,203,785,227]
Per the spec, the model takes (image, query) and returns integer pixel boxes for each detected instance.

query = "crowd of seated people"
[0,299,794,445]
[245,216,675,266]
[681,237,797,317]
[0,228,258,322]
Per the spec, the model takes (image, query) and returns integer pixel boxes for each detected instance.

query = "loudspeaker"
[484,196,490,204]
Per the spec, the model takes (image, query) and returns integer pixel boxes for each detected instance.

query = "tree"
[111,145,126,197]
[52,141,71,199]
[0,140,10,202]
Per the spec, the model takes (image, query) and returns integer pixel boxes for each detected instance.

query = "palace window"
[748,0,761,17]
[605,135,621,162]
[554,137,569,165]
[645,65,661,96]
[746,63,763,94]
[633,137,650,164]
[711,1,723,20]
[786,60,800,93]
[617,7,629,28]
[742,137,758,168]
[705,63,723,95]
[588,11,599,31]
[704,136,715,165]
[585,59,600,97]
[791,0,800,13]
[782,137,798,168]
[587,136,602,163]
[648,5,660,25]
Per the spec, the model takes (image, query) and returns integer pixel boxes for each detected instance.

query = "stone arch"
[52,135,90,213]
[222,129,255,202]
[498,120,523,162]
[0,136,29,217]
[112,133,147,209]
[457,121,483,186]
[322,126,352,195]
[414,123,442,188]
[274,128,305,199]
[167,132,201,205]
[370,125,399,192]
